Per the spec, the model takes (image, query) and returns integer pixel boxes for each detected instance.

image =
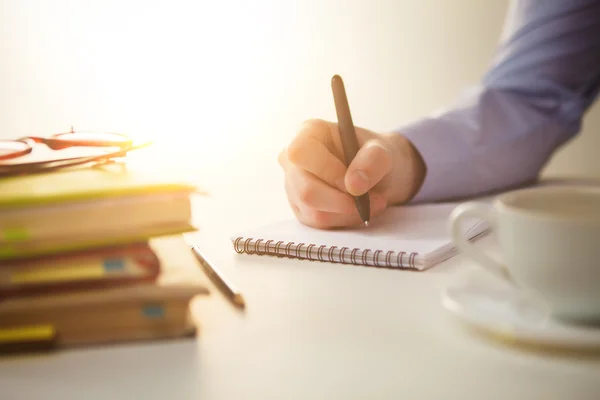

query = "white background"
[1,0,599,191]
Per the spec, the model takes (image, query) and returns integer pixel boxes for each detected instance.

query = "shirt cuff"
[397,118,454,203]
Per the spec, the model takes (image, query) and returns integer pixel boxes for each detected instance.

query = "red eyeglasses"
[0,128,150,178]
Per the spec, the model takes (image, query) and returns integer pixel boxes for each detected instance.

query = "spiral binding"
[233,236,418,269]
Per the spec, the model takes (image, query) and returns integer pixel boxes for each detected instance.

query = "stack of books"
[0,165,209,354]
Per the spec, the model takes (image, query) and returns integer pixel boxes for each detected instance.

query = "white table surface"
[1,174,600,400]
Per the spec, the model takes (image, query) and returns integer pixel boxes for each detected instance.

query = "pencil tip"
[233,294,246,309]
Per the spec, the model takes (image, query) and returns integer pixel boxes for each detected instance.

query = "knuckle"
[301,118,333,142]
[302,118,328,131]
[312,211,330,229]
[288,119,330,164]
[305,209,330,229]
[286,140,305,165]
[311,156,338,184]
[366,140,393,172]
[368,139,391,158]
[297,181,317,208]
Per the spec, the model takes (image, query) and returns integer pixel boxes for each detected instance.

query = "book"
[0,234,211,353]
[0,284,207,351]
[0,191,193,242]
[0,242,161,298]
[0,164,198,208]
[0,165,200,260]
[230,202,489,270]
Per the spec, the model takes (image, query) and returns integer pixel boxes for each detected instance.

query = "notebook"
[230,202,490,270]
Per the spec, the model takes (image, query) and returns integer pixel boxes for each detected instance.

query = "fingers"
[284,119,347,191]
[279,118,393,229]
[283,167,387,228]
[345,138,393,196]
[286,167,355,213]
[292,191,387,229]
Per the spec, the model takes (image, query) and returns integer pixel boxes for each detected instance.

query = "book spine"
[232,237,419,269]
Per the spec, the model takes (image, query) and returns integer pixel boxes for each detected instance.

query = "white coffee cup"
[449,185,600,324]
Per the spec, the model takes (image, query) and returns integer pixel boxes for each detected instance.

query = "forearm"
[397,0,600,203]
[400,86,576,202]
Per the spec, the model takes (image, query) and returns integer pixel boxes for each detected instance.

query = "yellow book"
[0,164,198,209]
[0,166,202,260]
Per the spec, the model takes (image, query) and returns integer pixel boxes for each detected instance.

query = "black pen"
[189,244,245,309]
[331,74,370,226]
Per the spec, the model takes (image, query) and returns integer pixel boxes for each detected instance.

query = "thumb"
[344,138,392,196]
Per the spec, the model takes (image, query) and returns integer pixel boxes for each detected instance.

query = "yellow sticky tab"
[2,227,30,242]
[0,325,55,344]
[10,265,106,284]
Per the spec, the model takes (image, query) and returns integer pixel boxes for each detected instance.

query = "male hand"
[278,119,426,229]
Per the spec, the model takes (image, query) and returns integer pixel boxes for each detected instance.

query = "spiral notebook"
[230,202,490,270]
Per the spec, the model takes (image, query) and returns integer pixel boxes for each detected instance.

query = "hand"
[278,119,426,229]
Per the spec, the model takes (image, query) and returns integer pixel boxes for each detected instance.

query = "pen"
[189,245,245,309]
[331,74,370,226]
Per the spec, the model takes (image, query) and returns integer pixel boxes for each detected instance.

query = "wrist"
[382,133,427,204]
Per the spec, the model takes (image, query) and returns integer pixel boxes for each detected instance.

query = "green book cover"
[0,165,198,209]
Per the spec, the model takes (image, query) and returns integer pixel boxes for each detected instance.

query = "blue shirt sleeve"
[399,0,600,203]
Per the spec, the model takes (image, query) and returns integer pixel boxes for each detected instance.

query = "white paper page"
[232,202,487,256]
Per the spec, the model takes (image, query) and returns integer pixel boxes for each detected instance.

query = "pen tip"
[364,221,369,227]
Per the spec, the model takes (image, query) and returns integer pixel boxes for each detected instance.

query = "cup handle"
[449,202,510,282]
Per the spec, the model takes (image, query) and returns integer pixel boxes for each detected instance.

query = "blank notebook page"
[230,202,489,270]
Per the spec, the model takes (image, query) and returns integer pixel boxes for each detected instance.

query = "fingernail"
[348,170,371,195]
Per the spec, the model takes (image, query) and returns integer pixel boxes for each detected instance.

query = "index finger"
[285,121,348,192]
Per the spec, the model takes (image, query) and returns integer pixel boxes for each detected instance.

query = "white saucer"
[441,269,600,350]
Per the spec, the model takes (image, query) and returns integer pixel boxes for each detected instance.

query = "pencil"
[331,74,370,226]
[189,245,245,309]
